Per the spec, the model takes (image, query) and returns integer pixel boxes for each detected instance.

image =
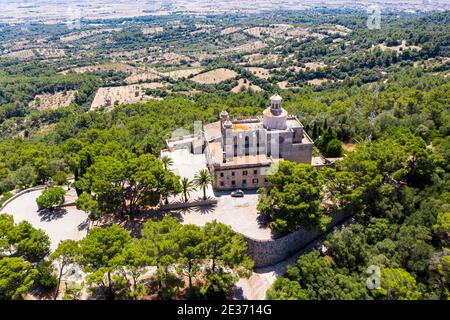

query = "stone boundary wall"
[245,211,348,267]
[0,186,46,212]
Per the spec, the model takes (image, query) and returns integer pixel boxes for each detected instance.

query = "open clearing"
[1,48,63,59]
[141,26,164,34]
[243,53,279,64]
[36,48,65,59]
[29,90,77,110]
[231,78,262,93]
[244,24,292,40]
[304,62,327,71]
[342,143,357,152]
[2,49,36,59]
[277,81,301,90]
[90,83,167,111]
[307,78,332,86]
[191,68,237,84]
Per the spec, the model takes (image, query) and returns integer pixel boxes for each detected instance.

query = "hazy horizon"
[1,0,449,25]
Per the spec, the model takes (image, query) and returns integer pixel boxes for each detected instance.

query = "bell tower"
[263,93,287,130]
[270,93,283,115]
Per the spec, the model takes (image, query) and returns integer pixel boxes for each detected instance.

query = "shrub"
[36,187,66,210]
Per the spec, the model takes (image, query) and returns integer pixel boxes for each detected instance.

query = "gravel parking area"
[175,191,272,240]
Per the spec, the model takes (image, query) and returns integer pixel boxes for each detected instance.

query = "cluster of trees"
[268,11,449,87]
[257,162,331,235]
[0,60,100,124]
[72,149,213,219]
[0,214,253,300]
[313,128,343,157]
[74,152,181,218]
[0,140,68,194]
[266,133,450,300]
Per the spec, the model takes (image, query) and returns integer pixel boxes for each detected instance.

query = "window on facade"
[253,178,259,184]
[253,170,258,175]
[242,180,247,185]
[220,172,224,178]
[220,182,224,187]
[231,180,236,186]
[243,171,248,176]
[231,172,235,177]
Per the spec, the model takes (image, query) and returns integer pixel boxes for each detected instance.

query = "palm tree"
[180,177,196,203]
[193,169,213,200]
[161,155,174,171]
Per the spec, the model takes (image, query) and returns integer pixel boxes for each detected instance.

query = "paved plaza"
[1,189,89,251]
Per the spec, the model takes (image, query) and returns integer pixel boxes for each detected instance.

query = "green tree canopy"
[77,225,131,300]
[258,162,328,234]
[0,257,38,300]
[36,187,66,211]
[375,267,422,300]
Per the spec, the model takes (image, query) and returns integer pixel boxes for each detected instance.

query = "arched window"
[245,136,250,156]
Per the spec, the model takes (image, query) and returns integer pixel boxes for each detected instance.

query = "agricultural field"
[245,67,271,79]
[191,68,238,84]
[125,69,162,84]
[60,63,139,75]
[90,83,167,111]
[370,40,423,53]
[29,90,78,110]
[161,67,205,80]
[60,28,122,42]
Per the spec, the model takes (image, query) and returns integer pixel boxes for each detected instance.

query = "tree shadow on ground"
[232,286,245,300]
[192,203,216,215]
[256,212,271,230]
[38,207,68,222]
[77,219,89,231]
[28,286,54,300]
